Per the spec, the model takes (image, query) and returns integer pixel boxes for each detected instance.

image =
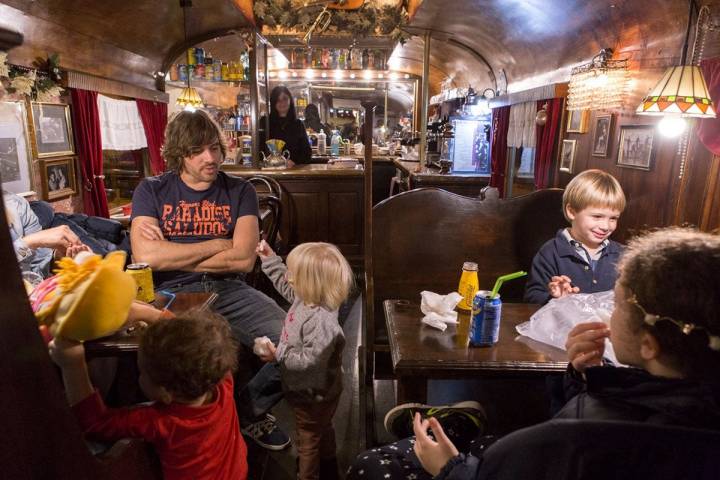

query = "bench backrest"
[369,187,566,342]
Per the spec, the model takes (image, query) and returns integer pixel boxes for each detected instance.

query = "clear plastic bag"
[516,290,621,364]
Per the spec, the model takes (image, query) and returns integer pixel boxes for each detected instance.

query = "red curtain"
[698,58,720,156]
[136,99,168,175]
[490,106,511,197]
[534,97,564,189]
[70,88,109,218]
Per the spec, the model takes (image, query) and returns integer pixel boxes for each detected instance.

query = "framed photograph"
[566,110,589,133]
[617,125,655,171]
[591,114,613,157]
[41,156,77,200]
[559,139,577,173]
[28,102,75,158]
[0,101,35,195]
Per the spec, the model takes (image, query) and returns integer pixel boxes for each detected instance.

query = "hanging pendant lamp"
[636,1,715,120]
[177,0,203,110]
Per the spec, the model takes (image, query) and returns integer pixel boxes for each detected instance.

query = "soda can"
[126,263,155,303]
[178,64,188,82]
[469,290,502,347]
[187,47,196,65]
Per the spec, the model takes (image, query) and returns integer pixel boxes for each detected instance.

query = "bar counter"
[222,163,364,266]
[393,159,489,197]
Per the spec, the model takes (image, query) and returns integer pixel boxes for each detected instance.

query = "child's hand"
[65,243,91,259]
[48,337,86,369]
[548,275,580,298]
[413,412,459,476]
[565,322,610,372]
[256,239,275,259]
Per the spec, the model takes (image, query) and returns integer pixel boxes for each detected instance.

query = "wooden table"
[385,300,568,403]
[84,292,217,357]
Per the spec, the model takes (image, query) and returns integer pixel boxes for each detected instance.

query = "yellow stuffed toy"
[29,250,136,341]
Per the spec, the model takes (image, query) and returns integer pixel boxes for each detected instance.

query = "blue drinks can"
[469,290,502,347]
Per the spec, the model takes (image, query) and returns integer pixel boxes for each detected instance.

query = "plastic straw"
[489,271,527,299]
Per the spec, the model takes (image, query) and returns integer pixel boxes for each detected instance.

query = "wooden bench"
[364,186,566,443]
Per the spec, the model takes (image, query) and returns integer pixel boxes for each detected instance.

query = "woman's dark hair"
[303,103,323,132]
[140,309,238,400]
[269,85,297,122]
[162,110,227,173]
[617,228,720,382]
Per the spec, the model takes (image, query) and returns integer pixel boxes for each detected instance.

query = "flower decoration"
[1,53,64,101]
[254,0,412,45]
[0,52,9,78]
[10,70,36,97]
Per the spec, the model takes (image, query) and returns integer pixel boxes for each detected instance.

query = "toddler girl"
[255,240,354,480]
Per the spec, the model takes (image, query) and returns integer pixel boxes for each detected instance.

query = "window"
[517,147,535,178]
[103,148,150,208]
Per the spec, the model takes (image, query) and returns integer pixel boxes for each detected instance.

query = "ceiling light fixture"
[567,48,629,111]
[176,0,203,110]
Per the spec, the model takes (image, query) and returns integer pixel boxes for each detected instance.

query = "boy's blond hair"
[286,242,354,311]
[562,169,626,222]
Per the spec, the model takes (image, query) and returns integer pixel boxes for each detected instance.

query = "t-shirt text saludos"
[161,200,232,237]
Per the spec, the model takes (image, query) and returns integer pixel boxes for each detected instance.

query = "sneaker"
[241,413,291,450]
[384,401,486,445]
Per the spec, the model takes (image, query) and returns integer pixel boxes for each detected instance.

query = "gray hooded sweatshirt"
[260,254,345,403]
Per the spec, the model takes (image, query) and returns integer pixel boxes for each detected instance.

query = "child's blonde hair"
[562,169,626,222]
[286,242,354,310]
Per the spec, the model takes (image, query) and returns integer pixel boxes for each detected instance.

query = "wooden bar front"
[223,164,364,266]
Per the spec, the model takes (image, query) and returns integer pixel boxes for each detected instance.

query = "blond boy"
[524,169,626,304]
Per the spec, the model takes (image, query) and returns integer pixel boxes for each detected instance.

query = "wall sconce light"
[567,48,629,111]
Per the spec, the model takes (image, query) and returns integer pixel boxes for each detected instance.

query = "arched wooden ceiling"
[402,0,720,94]
[4,0,720,95]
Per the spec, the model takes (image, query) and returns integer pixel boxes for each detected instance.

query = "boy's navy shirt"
[524,229,623,304]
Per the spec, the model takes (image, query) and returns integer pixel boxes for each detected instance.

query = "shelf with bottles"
[282,47,390,71]
[168,47,251,84]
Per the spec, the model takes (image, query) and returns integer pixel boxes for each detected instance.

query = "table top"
[84,292,217,357]
[385,300,568,376]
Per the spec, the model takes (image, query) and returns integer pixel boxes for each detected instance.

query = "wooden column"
[361,100,376,448]
[419,31,431,168]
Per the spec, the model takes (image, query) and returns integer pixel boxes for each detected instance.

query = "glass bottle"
[457,262,479,311]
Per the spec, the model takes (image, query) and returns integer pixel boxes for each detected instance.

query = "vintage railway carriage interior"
[2,0,720,478]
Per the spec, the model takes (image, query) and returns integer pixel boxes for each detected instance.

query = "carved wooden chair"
[364,186,566,444]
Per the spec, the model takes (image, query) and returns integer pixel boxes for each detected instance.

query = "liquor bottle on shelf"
[221,62,229,81]
[362,49,369,69]
[204,52,214,81]
[338,49,346,69]
[330,49,339,69]
[241,51,250,81]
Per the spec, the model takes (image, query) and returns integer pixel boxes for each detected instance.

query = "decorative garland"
[253,1,412,45]
[0,52,64,102]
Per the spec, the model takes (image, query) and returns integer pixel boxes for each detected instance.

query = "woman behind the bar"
[260,86,312,166]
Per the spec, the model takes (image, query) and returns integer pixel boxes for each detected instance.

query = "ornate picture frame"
[559,139,577,173]
[0,101,35,195]
[617,125,655,171]
[591,113,613,158]
[41,156,77,200]
[566,109,589,133]
[28,102,75,158]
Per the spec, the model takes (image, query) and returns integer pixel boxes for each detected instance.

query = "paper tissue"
[420,291,463,331]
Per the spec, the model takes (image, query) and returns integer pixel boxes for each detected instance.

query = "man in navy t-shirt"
[130,109,289,451]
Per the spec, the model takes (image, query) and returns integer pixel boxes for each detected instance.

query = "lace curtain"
[97,94,148,151]
[507,101,537,148]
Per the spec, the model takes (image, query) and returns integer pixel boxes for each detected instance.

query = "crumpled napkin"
[420,291,463,331]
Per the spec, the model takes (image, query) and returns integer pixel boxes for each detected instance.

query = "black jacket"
[524,229,623,304]
[437,366,720,480]
[259,115,312,164]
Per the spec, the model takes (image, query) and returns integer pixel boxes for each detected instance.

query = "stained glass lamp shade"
[636,65,716,118]
[177,86,203,109]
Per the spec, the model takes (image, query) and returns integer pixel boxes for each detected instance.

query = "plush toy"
[29,250,136,341]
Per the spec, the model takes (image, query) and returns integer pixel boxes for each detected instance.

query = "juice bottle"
[457,262,479,311]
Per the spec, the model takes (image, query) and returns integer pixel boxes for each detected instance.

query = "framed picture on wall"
[559,139,577,173]
[28,102,75,158]
[41,156,77,200]
[0,101,35,195]
[566,110,589,133]
[617,125,655,171]
[591,114,613,157]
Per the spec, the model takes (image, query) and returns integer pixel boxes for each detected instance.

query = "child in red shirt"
[49,310,247,480]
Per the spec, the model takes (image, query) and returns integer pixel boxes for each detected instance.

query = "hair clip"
[627,294,720,352]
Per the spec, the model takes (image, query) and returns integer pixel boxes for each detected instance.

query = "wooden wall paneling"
[700,155,720,232]
[328,191,362,253]
[673,128,716,229]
